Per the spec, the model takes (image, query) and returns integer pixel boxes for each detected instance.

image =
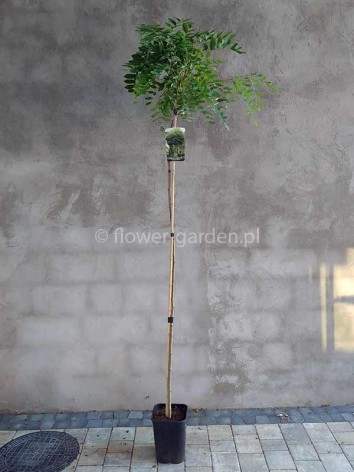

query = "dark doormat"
[0,431,79,472]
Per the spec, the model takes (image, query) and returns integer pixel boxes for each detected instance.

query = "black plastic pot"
[151,403,188,464]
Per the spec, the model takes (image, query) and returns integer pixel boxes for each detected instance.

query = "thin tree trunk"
[165,113,177,419]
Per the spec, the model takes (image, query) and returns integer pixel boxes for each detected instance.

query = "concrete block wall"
[0,0,354,412]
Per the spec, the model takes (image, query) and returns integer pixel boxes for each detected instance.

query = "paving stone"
[131,467,158,472]
[261,439,288,451]
[316,413,333,422]
[29,414,44,421]
[341,413,354,421]
[185,468,212,472]
[79,447,107,466]
[54,420,71,429]
[102,467,129,472]
[134,427,154,444]
[209,440,236,452]
[129,411,144,419]
[218,417,231,425]
[288,444,318,461]
[300,408,313,415]
[130,419,144,427]
[70,419,88,428]
[238,453,268,472]
[111,427,135,441]
[304,416,323,423]
[104,452,131,467]
[235,435,262,453]
[329,414,346,422]
[341,444,354,460]
[244,416,256,424]
[199,417,210,426]
[9,420,27,429]
[232,424,256,435]
[280,424,312,444]
[0,431,15,445]
[312,441,342,454]
[85,428,112,446]
[208,425,233,441]
[142,411,151,418]
[328,422,354,433]
[131,444,156,467]
[186,426,209,445]
[205,409,220,417]
[76,467,103,472]
[231,415,245,425]
[102,419,119,428]
[142,419,152,427]
[187,418,200,426]
[332,431,354,444]
[185,445,212,467]
[72,413,87,420]
[256,424,282,440]
[158,463,184,472]
[117,419,130,427]
[211,452,240,471]
[102,412,114,419]
[113,411,129,419]
[289,415,306,423]
[319,453,353,471]
[87,411,103,419]
[268,416,283,424]
[65,428,88,444]
[336,406,354,413]
[87,420,103,428]
[256,416,270,424]
[304,423,335,442]
[295,461,326,472]
[264,450,295,469]
[107,440,133,454]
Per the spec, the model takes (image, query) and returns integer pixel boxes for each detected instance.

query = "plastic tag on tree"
[165,127,185,161]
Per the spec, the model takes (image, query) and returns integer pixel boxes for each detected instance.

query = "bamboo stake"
[165,113,177,419]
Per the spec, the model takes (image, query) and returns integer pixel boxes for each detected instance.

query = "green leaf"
[123,18,279,127]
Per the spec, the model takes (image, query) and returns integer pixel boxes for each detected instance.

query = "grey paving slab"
[328,422,354,433]
[238,453,269,472]
[264,450,296,470]
[158,463,184,471]
[185,468,212,472]
[256,424,283,440]
[187,426,209,445]
[332,431,354,444]
[207,425,233,441]
[312,441,343,454]
[319,453,353,472]
[303,423,335,442]
[209,440,236,452]
[185,445,212,467]
[341,444,354,461]
[261,439,288,451]
[295,461,326,472]
[232,424,256,435]
[211,452,240,471]
[2,419,354,471]
[235,435,262,453]
[281,424,312,445]
[288,444,319,461]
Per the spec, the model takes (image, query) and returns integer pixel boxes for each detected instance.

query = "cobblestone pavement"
[1,406,354,430]
[2,423,354,471]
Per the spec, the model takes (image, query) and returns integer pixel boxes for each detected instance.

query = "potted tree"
[123,17,279,464]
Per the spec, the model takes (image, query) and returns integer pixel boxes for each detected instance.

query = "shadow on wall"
[319,247,354,352]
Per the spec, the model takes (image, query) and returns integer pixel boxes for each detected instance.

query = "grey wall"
[1,0,354,413]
